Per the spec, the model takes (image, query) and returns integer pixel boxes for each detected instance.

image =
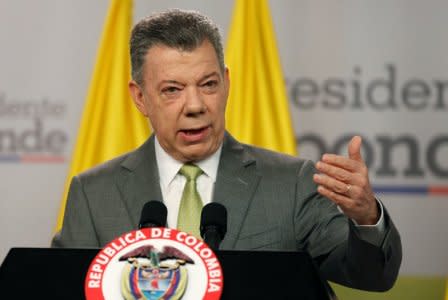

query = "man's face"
[129,40,229,162]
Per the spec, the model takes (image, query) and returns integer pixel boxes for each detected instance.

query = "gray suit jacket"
[52,133,402,291]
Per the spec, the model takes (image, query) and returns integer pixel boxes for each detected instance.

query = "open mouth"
[181,127,207,135]
[179,126,210,141]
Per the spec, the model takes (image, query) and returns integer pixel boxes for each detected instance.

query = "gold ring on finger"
[345,184,352,193]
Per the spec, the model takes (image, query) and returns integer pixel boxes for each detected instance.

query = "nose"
[184,87,206,116]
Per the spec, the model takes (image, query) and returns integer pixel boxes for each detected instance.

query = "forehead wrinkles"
[166,63,219,84]
[144,43,221,84]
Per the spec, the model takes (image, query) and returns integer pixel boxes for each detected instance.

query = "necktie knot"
[179,164,203,181]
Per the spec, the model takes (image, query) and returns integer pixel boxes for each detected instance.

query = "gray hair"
[130,9,225,86]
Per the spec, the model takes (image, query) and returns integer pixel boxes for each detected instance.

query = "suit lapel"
[116,135,163,229]
[114,132,261,246]
[213,133,261,249]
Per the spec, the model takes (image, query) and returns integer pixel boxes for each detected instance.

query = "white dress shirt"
[154,136,222,228]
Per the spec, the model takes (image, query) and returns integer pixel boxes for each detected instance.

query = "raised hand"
[312,136,379,225]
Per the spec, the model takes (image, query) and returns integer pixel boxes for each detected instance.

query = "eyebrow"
[200,72,220,81]
[158,72,220,87]
[159,80,182,86]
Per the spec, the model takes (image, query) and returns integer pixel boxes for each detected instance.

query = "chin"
[180,146,215,162]
[182,152,210,162]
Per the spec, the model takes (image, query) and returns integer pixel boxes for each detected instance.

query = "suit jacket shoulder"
[52,136,162,247]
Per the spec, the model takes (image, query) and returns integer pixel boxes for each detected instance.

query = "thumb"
[348,135,363,161]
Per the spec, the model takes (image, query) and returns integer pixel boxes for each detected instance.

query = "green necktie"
[177,164,204,238]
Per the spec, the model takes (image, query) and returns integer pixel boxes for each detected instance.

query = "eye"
[161,86,181,97]
[201,80,219,94]
[163,86,179,93]
[203,80,218,88]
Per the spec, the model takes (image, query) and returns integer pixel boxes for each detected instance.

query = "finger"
[313,173,352,195]
[316,185,353,207]
[316,161,363,184]
[321,154,362,172]
[348,136,363,162]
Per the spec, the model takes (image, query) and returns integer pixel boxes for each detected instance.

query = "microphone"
[138,200,167,229]
[200,203,227,250]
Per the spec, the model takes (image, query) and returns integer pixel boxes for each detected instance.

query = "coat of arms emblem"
[120,245,194,300]
[85,228,223,300]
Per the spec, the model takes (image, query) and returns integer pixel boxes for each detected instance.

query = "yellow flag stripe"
[225,0,297,155]
[55,0,149,231]
[445,278,448,300]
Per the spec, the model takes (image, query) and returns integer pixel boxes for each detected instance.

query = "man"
[52,9,401,291]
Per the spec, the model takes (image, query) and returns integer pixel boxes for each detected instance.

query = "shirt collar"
[154,136,222,189]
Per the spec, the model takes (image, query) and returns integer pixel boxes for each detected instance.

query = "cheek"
[147,106,166,132]
[208,95,227,114]
[216,99,228,120]
[151,105,181,132]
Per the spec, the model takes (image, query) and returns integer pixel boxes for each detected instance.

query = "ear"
[224,66,230,96]
[129,80,149,117]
